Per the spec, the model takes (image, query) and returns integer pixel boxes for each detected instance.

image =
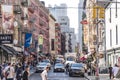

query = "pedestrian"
[41,67,49,80]
[3,62,15,80]
[65,63,69,74]
[22,66,30,80]
[108,64,113,79]
[16,63,23,80]
[112,64,119,79]
[92,64,96,76]
[0,64,3,80]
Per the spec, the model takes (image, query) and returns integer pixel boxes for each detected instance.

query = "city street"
[29,70,87,80]
[29,67,111,80]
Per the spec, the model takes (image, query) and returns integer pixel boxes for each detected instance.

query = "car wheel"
[53,70,56,72]
[69,73,72,77]
[81,74,84,77]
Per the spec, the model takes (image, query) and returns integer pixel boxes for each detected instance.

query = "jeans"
[6,78,14,80]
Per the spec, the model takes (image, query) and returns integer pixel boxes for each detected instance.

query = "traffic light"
[92,6,97,19]
[99,7,105,19]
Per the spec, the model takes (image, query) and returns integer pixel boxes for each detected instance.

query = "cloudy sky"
[41,0,79,33]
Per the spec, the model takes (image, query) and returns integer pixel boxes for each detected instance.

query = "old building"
[49,14,56,56]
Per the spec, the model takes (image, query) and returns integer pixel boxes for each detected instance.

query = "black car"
[54,63,65,72]
[69,63,85,77]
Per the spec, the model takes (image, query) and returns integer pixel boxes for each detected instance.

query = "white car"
[36,62,48,73]
[65,61,75,65]
[42,59,51,69]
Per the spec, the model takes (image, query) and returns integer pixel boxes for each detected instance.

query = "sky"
[41,0,79,34]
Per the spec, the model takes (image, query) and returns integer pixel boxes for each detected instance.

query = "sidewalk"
[87,74,110,80]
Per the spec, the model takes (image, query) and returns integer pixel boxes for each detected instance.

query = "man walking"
[41,67,49,80]
[112,64,119,79]
[3,63,15,80]
[22,66,30,80]
[108,64,113,79]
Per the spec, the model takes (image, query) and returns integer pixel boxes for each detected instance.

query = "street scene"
[0,0,120,80]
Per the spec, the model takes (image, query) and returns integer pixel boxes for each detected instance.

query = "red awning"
[80,20,88,24]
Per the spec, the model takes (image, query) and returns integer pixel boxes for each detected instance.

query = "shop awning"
[4,45,19,55]
[3,44,23,52]
[0,45,13,55]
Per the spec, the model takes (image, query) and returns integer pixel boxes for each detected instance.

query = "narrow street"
[29,70,87,80]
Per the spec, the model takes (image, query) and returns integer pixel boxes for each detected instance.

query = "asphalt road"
[29,70,89,80]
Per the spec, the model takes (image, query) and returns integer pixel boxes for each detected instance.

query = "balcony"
[13,5,21,14]
[39,21,44,26]
[28,7,34,14]
[21,14,28,20]
[21,0,28,7]
[96,0,113,8]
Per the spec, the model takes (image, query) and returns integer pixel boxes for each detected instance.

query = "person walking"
[108,64,113,79]
[22,66,30,80]
[65,63,69,74]
[16,63,23,80]
[112,64,119,79]
[41,67,49,80]
[3,63,15,80]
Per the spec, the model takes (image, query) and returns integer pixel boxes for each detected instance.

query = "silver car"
[54,63,65,72]
[36,62,48,73]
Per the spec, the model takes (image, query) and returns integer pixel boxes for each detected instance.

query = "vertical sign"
[38,35,43,53]
[2,5,14,34]
[24,33,32,48]
[38,35,43,45]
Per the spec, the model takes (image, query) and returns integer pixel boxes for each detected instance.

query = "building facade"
[28,0,49,54]
[55,23,61,55]
[78,0,84,53]
[105,1,120,66]
[49,14,56,56]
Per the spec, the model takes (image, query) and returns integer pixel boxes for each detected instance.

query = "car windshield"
[67,57,74,61]
[38,63,47,66]
[55,63,63,66]
[42,60,50,63]
[71,63,83,67]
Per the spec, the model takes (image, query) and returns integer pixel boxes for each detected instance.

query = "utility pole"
[95,3,100,80]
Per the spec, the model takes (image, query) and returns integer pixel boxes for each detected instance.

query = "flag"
[24,33,32,48]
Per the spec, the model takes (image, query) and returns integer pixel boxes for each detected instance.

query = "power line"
[29,6,120,9]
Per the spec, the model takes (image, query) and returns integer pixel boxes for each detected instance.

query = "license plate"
[76,71,79,73]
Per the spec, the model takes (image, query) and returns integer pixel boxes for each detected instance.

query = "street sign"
[0,34,13,44]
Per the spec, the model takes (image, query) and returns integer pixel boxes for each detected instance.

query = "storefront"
[107,47,120,67]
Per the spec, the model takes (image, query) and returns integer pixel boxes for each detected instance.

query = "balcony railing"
[21,14,28,20]
[21,0,28,7]
[28,7,34,14]
[13,5,21,14]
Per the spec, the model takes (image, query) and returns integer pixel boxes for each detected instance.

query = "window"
[116,25,118,45]
[109,8,111,23]
[110,30,112,46]
[115,0,118,18]
[51,39,54,50]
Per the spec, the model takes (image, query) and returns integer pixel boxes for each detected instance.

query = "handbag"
[4,67,10,78]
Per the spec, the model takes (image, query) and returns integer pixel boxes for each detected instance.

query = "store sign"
[0,34,13,44]
[38,35,43,45]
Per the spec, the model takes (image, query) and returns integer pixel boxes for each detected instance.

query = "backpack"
[4,67,10,78]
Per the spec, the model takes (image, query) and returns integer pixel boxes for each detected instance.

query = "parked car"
[68,63,85,77]
[54,63,65,72]
[36,62,48,73]
[42,59,51,69]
